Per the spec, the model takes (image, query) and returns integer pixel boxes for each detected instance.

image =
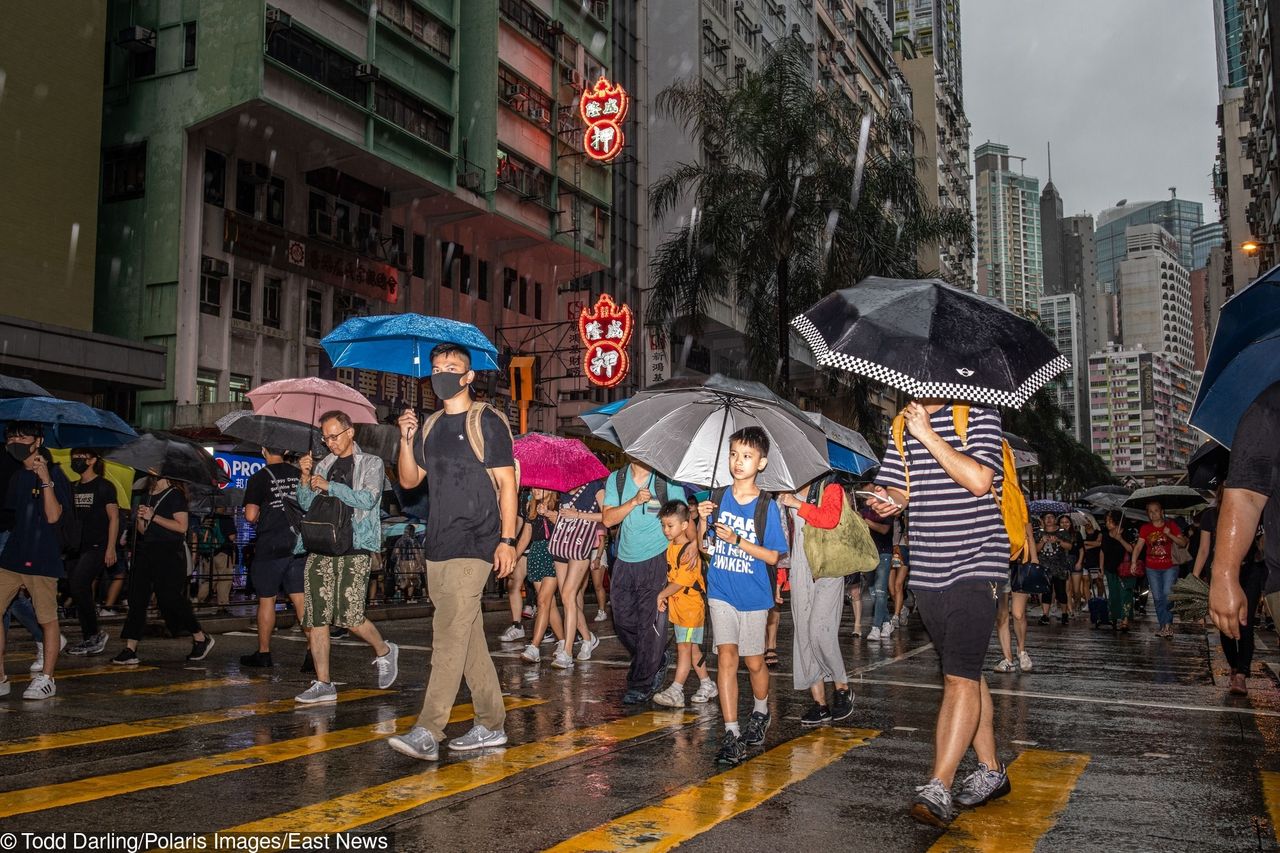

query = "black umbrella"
[0,375,50,398]
[1186,441,1230,491]
[108,432,229,488]
[1122,486,1208,513]
[216,410,321,455]
[792,277,1070,409]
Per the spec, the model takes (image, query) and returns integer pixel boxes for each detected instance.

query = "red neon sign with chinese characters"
[578,294,633,388]
[579,77,629,162]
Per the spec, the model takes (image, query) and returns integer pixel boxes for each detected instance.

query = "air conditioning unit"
[717,37,730,49]
[528,106,547,123]
[201,257,230,278]
[733,0,745,11]
[355,63,380,82]
[703,18,713,30]
[116,26,156,53]
[791,23,801,34]
[505,83,527,100]
[265,8,292,30]
[458,171,483,192]
[571,69,585,89]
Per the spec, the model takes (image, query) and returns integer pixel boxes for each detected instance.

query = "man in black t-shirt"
[239,448,304,668]
[390,343,518,761]
[65,449,119,657]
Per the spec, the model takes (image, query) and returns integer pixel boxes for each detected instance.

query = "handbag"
[804,488,880,579]
[300,494,354,556]
[1016,561,1050,596]
[1118,556,1145,579]
[548,515,598,562]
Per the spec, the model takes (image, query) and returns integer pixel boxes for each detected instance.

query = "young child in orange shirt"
[652,501,717,707]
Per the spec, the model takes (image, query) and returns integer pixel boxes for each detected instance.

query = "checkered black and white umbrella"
[792,277,1070,409]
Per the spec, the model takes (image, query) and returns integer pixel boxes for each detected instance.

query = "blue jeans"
[871,552,892,628]
[1147,568,1177,628]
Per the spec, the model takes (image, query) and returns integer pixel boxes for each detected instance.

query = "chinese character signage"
[579,77,629,163]
[645,329,669,386]
[578,294,633,388]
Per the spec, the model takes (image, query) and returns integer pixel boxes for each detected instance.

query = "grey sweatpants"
[789,521,849,691]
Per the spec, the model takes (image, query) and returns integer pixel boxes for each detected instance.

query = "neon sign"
[579,76,629,162]
[578,294,633,388]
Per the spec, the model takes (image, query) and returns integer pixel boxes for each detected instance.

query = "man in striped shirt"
[867,400,1011,827]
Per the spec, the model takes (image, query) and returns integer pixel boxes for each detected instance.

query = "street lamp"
[1242,239,1262,256]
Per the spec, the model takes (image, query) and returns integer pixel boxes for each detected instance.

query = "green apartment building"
[98,0,612,430]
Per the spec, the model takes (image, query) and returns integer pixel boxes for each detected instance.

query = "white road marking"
[1012,740,1039,746]
[1143,752,1172,758]
[893,726,918,732]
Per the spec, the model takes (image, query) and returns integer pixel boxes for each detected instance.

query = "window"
[495,149,550,203]
[503,267,517,309]
[374,82,451,149]
[199,274,222,316]
[196,370,219,404]
[477,260,489,301]
[183,22,197,68]
[228,374,252,403]
[519,276,529,315]
[412,234,425,278]
[459,252,472,295]
[102,144,146,202]
[306,290,323,337]
[203,150,225,206]
[375,0,453,62]
[266,26,363,103]
[232,277,253,321]
[499,0,555,51]
[534,281,543,320]
[236,161,259,216]
[441,242,462,289]
[391,226,405,266]
[309,192,332,237]
[266,177,285,226]
[263,278,282,328]
[499,65,553,128]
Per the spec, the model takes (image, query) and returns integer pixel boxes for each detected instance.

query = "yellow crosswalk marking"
[122,677,251,696]
[227,710,699,833]
[548,727,878,852]
[929,749,1090,852]
[0,696,544,819]
[1261,771,1280,845]
[0,690,387,756]
[4,665,157,686]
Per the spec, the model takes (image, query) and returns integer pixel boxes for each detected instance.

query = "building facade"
[1214,87,1260,296]
[1088,345,1198,480]
[1191,221,1226,272]
[1038,292,1087,443]
[1114,225,1195,367]
[1241,0,1280,271]
[1216,0,1249,89]
[974,142,1043,317]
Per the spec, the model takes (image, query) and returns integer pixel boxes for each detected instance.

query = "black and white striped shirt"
[875,405,1010,591]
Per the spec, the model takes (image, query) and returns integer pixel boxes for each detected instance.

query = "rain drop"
[66,223,80,288]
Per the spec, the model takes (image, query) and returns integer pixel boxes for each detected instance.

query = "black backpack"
[612,468,670,507]
[710,486,774,548]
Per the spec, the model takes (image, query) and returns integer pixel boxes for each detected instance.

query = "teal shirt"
[603,469,686,564]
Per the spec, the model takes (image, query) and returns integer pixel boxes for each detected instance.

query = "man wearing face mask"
[65,449,118,657]
[389,343,517,760]
[0,422,72,699]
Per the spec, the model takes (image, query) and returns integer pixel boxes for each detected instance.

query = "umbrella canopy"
[804,412,878,476]
[792,277,1069,409]
[49,448,134,510]
[1190,265,1280,447]
[1028,499,1071,516]
[0,375,50,398]
[1186,441,1230,492]
[1004,431,1039,470]
[513,433,609,493]
[247,377,377,426]
[322,313,500,377]
[1122,485,1208,513]
[0,396,137,448]
[107,433,229,488]
[1083,491,1129,512]
[579,397,628,447]
[1082,484,1130,500]
[610,374,829,492]
[216,410,321,455]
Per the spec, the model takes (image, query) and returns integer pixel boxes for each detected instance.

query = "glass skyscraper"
[1093,199,1204,291]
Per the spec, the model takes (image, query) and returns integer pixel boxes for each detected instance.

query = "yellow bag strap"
[892,403,974,501]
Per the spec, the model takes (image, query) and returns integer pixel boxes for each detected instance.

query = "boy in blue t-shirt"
[697,426,788,766]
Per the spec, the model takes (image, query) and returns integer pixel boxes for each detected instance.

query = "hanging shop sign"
[579,76,629,162]
[578,293,633,388]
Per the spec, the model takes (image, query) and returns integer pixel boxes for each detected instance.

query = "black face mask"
[430,371,468,402]
[6,442,34,463]
[71,459,90,474]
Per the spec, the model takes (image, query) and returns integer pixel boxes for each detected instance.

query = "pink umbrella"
[513,433,609,493]
[247,377,378,426]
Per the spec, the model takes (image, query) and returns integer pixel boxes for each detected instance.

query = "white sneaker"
[0,676,9,697]
[31,634,68,672]
[448,724,508,751]
[594,610,608,623]
[994,658,1016,673]
[691,680,719,704]
[542,631,557,644]
[550,649,575,669]
[295,680,337,704]
[880,621,894,638]
[890,615,900,629]
[1018,651,1034,672]
[520,644,540,663]
[652,683,686,707]
[373,642,399,689]
[23,673,56,700]
[499,624,525,643]
[522,604,535,619]
[576,634,600,661]
[867,626,882,641]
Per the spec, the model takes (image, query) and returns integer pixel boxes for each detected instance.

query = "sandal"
[764,648,779,667]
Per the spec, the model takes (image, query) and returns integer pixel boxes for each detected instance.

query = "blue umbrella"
[1028,499,1070,516]
[1190,265,1280,447]
[321,313,500,377]
[803,412,878,476]
[0,397,137,448]
[579,397,628,446]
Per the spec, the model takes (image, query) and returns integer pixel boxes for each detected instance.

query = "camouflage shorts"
[303,553,372,629]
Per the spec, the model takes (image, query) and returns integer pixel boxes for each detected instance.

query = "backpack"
[420,401,513,495]
[800,486,879,578]
[891,404,1028,559]
[612,468,671,508]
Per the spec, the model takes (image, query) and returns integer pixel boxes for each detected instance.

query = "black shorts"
[250,554,305,598]
[914,580,999,682]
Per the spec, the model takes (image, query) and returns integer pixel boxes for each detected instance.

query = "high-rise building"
[1038,292,1087,442]
[1093,198,1204,292]
[1115,225,1195,367]
[1088,345,1199,480]
[1241,0,1280,268]
[1191,221,1226,271]
[1216,0,1249,90]
[890,0,962,97]
[974,142,1043,317]
[1040,174,1065,296]
[1063,215,1113,359]
[0,0,165,412]
[1214,88,1260,296]
[1190,266,1209,371]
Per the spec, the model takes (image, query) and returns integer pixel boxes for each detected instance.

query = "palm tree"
[647,36,972,395]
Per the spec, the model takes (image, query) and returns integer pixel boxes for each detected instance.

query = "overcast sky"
[962,0,1220,221]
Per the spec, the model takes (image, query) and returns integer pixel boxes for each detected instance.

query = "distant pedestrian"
[520,488,565,664]
[550,478,605,668]
[1133,500,1187,638]
[65,448,118,657]
[860,497,895,641]
[239,447,306,669]
[1036,513,1076,625]
[651,500,716,707]
[995,519,1036,673]
[392,524,425,602]
[1100,510,1136,632]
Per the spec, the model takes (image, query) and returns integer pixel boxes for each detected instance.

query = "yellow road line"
[1262,771,1280,846]
[0,696,544,819]
[4,665,158,686]
[229,710,699,833]
[929,749,1090,853]
[548,727,878,853]
[122,677,251,696]
[0,690,388,756]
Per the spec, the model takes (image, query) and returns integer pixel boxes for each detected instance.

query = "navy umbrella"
[0,396,137,448]
[322,313,500,377]
[1190,265,1280,447]
[108,432,228,488]
[0,375,50,399]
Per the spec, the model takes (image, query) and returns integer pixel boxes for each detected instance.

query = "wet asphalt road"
[1,597,1278,852]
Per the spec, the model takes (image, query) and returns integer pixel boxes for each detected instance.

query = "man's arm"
[1209,488,1267,637]
[243,503,261,524]
[492,465,518,578]
[397,409,426,488]
[602,493,643,528]
[917,431,995,496]
[105,502,120,566]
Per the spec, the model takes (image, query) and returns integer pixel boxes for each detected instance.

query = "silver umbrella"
[610,375,829,492]
[1122,485,1209,513]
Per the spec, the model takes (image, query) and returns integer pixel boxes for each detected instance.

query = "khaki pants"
[415,558,505,739]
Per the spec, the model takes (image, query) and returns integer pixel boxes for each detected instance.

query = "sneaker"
[741,710,772,746]
[881,620,894,638]
[594,609,608,622]
[31,634,69,672]
[329,627,349,640]
[187,635,215,661]
[499,623,525,643]
[576,633,600,661]
[97,607,118,617]
[110,647,140,666]
[0,676,8,697]
[1038,614,1050,625]
[1018,651,1033,672]
[522,604,535,619]
[387,726,439,761]
[541,630,556,644]
[954,762,1011,807]
[622,688,650,705]
[86,631,109,656]
[800,703,832,726]
[691,679,718,704]
[448,724,508,751]
[240,651,274,668]
[867,626,882,641]
[23,673,55,700]
[373,642,399,689]
[715,730,747,766]
[550,649,575,670]
[911,777,955,827]
[831,687,854,721]
[66,639,94,657]
[652,683,686,707]
[520,644,540,663]
[295,680,338,704]
[300,650,316,674]
[994,658,1016,673]
[650,649,673,694]
[890,615,901,630]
